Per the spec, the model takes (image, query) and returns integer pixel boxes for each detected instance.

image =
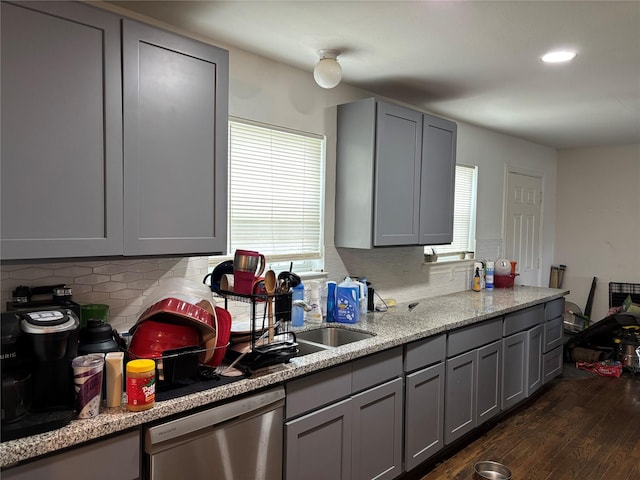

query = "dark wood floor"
[419,366,640,480]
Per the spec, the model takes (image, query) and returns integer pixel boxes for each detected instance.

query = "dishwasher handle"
[146,387,285,446]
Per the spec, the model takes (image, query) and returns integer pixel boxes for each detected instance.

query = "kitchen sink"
[295,341,331,356]
[296,326,375,347]
[293,326,376,357]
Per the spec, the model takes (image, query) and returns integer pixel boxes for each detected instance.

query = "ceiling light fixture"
[313,49,342,89]
[541,50,577,63]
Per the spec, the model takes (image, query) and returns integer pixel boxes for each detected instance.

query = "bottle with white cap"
[485,261,495,290]
[306,280,322,324]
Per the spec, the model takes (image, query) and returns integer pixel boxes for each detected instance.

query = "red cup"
[233,270,256,295]
[233,249,266,294]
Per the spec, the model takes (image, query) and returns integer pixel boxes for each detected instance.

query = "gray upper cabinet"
[335,98,456,248]
[1,1,123,259]
[122,20,228,256]
[373,102,423,246]
[1,3,229,260]
[419,114,457,245]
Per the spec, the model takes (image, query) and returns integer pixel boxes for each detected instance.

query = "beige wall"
[555,144,640,320]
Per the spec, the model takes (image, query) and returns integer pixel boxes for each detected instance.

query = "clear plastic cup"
[72,353,105,418]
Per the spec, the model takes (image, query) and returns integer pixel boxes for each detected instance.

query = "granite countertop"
[0,286,568,468]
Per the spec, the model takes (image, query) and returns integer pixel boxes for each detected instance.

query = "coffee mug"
[233,250,266,294]
[234,249,266,275]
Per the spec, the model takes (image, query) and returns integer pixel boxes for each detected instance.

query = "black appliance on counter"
[1,309,80,442]
[6,284,82,320]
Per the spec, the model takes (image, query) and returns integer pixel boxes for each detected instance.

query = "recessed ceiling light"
[541,50,577,63]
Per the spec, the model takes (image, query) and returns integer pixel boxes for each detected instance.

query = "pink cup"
[233,250,266,294]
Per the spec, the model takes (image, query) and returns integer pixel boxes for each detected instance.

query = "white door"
[504,171,543,286]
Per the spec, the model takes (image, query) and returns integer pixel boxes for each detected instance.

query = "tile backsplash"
[1,246,474,332]
[1,257,211,332]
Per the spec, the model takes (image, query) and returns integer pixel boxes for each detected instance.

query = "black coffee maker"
[1,309,80,441]
[6,284,82,320]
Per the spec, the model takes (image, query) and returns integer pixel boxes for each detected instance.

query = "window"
[223,118,325,270]
[427,164,477,258]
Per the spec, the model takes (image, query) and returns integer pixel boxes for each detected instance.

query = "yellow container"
[126,359,156,412]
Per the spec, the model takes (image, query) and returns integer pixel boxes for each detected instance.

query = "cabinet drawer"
[503,305,543,336]
[286,363,352,419]
[544,316,564,352]
[543,346,564,384]
[447,318,502,358]
[545,298,565,321]
[405,334,445,372]
[352,347,402,393]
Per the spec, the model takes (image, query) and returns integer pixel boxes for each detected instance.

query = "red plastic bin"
[494,273,519,288]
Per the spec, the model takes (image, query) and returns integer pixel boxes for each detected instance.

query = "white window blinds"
[429,164,477,255]
[227,119,324,262]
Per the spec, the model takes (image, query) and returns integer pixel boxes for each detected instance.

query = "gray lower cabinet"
[502,305,545,410]
[526,324,544,396]
[352,378,403,480]
[444,341,502,445]
[404,334,446,470]
[543,346,564,382]
[476,340,503,424]
[2,430,140,480]
[543,298,565,384]
[445,349,476,444]
[335,98,456,248]
[1,1,229,260]
[285,398,353,480]
[405,362,445,470]
[444,318,503,445]
[501,330,527,410]
[285,348,403,480]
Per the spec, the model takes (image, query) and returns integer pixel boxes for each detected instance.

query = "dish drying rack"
[213,289,298,372]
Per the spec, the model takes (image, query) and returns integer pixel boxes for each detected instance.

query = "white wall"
[555,144,640,321]
[0,9,560,330]
[456,122,557,286]
[228,47,559,300]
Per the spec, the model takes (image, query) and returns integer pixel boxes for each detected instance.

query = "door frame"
[502,165,545,287]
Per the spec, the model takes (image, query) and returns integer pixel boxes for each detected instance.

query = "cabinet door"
[285,398,352,480]
[1,1,123,259]
[373,102,423,246]
[476,340,502,425]
[502,331,527,410]
[352,378,403,480]
[526,324,544,396]
[405,362,445,470]
[2,430,140,480]
[445,349,476,444]
[419,114,457,245]
[122,19,228,256]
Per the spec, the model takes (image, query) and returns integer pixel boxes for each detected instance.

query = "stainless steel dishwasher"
[144,387,285,480]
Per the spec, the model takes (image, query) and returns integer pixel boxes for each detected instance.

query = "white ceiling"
[108,0,640,149]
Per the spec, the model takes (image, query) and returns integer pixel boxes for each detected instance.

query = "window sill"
[423,258,476,266]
